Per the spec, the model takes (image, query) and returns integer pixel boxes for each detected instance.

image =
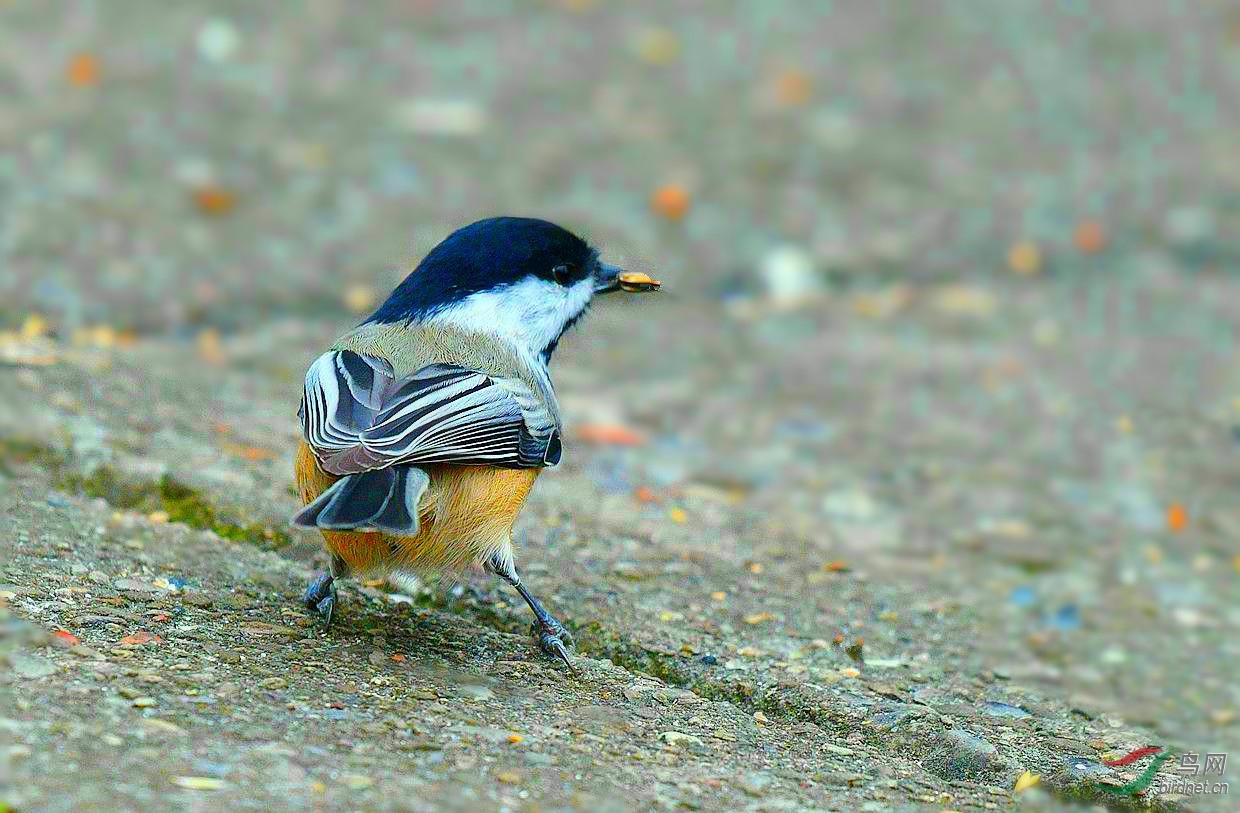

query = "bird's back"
[331,320,560,422]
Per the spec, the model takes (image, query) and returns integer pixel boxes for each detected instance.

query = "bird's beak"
[594,263,662,295]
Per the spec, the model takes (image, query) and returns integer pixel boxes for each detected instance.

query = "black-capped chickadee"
[292,217,660,669]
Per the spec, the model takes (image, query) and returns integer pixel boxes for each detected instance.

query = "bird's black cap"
[367,217,597,325]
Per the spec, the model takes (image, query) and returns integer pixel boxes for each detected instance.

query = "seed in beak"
[618,271,662,293]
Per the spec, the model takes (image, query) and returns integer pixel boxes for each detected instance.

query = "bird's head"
[366,217,658,362]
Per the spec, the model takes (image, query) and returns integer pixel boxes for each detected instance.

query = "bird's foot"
[302,571,337,629]
[531,616,575,673]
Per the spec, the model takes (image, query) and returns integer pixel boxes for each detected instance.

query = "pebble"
[132,697,158,708]
[821,489,881,522]
[658,731,705,748]
[11,654,57,679]
[260,677,288,690]
[923,729,1000,781]
[180,591,214,608]
[1163,206,1214,245]
[979,701,1031,719]
[392,99,487,136]
[735,771,773,797]
[196,19,240,63]
[114,578,162,595]
[171,776,226,791]
[759,245,822,306]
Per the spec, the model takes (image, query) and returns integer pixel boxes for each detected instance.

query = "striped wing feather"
[299,350,555,475]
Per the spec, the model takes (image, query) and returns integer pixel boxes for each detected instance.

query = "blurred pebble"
[1064,760,1111,779]
[197,19,241,63]
[343,284,376,315]
[849,285,911,320]
[930,286,996,317]
[634,28,680,66]
[1163,207,1214,245]
[1099,647,1127,665]
[1049,604,1080,631]
[192,186,237,217]
[66,53,100,87]
[821,489,880,522]
[11,654,57,679]
[1073,221,1106,254]
[774,69,811,107]
[1009,586,1037,608]
[1006,240,1041,276]
[650,184,691,221]
[393,99,488,136]
[759,245,821,306]
[980,701,1031,719]
[1031,319,1061,344]
[174,158,215,187]
[171,776,227,791]
[812,109,860,152]
[923,729,999,781]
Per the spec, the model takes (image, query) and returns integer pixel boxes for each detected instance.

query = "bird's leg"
[485,552,575,672]
[303,555,348,629]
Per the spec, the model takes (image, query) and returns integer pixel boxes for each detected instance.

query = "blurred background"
[2,1,1239,809]
[1,0,1238,332]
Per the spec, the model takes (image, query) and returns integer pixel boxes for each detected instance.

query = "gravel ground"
[2,2,1239,812]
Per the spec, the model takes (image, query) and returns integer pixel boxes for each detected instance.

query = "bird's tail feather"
[291,467,429,536]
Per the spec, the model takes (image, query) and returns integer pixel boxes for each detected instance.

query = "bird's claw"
[532,620,576,673]
[303,572,337,630]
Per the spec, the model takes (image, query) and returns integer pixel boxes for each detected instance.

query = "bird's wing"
[299,350,560,475]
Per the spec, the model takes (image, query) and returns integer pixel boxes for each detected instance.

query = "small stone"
[453,684,494,701]
[340,774,373,790]
[979,701,1031,719]
[1006,241,1041,276]
[495,770,521,785]
[196,19,240,63]
[736,771,773,797]
[1164,207,1214,245]
[392,99,487,136]
[822,490,880,522]
[923,729,1000,781]
[171,776,226,791]
[659,731,705,748]
[634,28,680,65]
[260,677,288,691]
[930,286,996,318]
[141,718,187,736]
[114,578,160,594]
[760,245,822,307]
[132,696,158,708]
[11,655,57,679]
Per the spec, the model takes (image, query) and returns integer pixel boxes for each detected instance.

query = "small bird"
[292,217,659,668]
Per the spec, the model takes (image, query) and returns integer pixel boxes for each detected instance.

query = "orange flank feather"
[294,441,539,576]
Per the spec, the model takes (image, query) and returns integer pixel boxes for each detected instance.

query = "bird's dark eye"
[551,264,572,285]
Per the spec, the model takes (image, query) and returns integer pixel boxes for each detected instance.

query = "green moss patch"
[0,439,290,550]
